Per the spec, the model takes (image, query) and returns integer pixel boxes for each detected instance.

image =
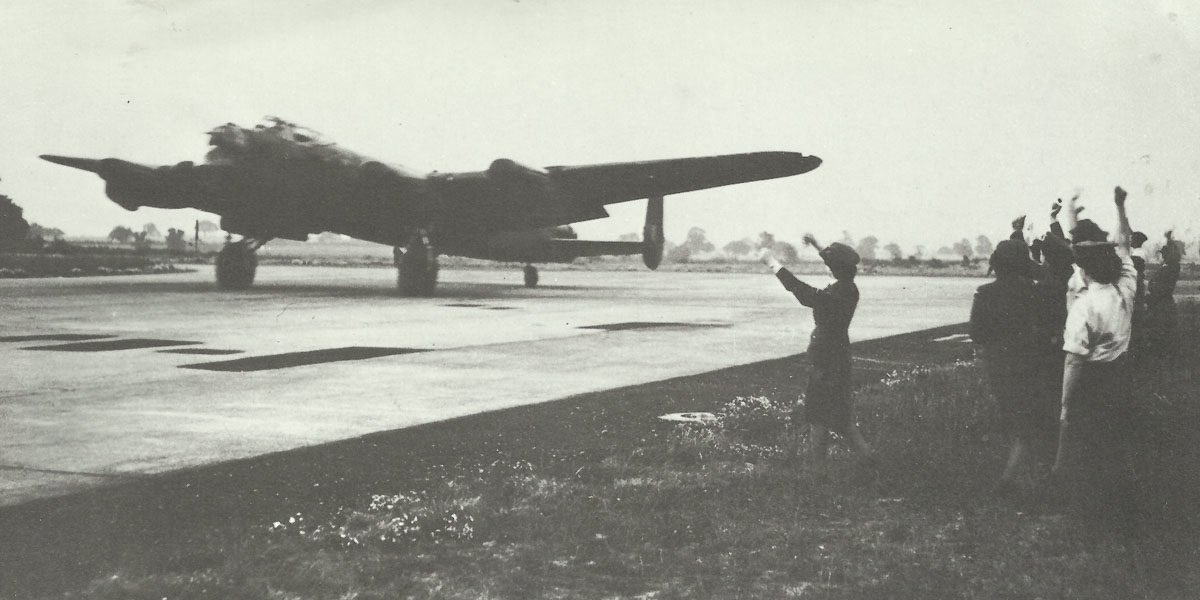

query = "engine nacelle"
[487,158,552,188]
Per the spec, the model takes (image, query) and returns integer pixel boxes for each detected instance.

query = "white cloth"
[1061,250,1136,361]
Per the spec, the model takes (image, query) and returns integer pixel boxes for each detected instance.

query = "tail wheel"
[215,243,257,290]
[523,264,539,287]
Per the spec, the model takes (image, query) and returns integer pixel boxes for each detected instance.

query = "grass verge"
[0,252,188,278]
[31,307,1194,600]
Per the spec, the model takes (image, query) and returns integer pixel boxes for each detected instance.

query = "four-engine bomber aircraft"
[42,117,821,295]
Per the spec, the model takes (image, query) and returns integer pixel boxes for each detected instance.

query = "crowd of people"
[757,187,1185,528]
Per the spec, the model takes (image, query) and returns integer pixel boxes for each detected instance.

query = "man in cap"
[760,234,875,464]
[970,239,1053,493]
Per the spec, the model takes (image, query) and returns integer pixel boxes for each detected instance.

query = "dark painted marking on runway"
[0,334,117,343]
[579,322,729,332]
[179,347,429,372]
[443,303,513,311]
[157,348,245,355]
[23,339,201,352]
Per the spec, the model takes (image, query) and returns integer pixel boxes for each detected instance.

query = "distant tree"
[936,246,953,256]
[951,238,974,259]
[915,245,926,259]
[681,227,714,254]
[665,242,692,263]
[618,232,641,242]
[975,235,994,258]
[756,231,802,262]
[884,242,903,261]
[132,230,152,252]
[757,231,776,250]
[774,242,800,263]
[141,223,162,240]
[165,228,188,253]
[722,238,754,257]
[28,223,65,240]
[108,226,135,244]
[0,194,32,252]
[855,235,879,261]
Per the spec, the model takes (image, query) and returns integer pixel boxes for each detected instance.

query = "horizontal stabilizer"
[544,239,644,257]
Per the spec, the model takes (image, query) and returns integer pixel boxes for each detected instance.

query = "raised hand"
[1012,215,1026,231]
[802,233,819,249]
[757,247,776,265]
[1114,186,1127,207]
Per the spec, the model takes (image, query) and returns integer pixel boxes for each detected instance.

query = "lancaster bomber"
[42,117,821,295]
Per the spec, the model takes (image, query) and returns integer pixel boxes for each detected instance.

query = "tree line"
[634,228,1194,267]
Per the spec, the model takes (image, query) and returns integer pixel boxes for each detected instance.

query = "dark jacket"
[776,268,858,368]
[1148,262,1180,305]
[970,275,1041,354]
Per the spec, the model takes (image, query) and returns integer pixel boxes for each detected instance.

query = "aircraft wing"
[39,155,238,213]
[435,151,820,233]
[548,151,821,205]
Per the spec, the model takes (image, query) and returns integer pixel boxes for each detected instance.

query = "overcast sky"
[2,0,1197,255]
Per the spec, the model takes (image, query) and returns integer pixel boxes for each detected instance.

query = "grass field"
[0,252,189,278]
[13,304,1193,599]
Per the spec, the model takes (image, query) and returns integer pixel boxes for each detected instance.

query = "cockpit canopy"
[255,116,326,145]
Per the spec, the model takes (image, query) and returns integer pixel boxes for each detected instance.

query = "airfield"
[0,266,981,507]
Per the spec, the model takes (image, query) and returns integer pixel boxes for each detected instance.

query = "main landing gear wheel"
[215,238,263,290]
[396,230,438,296]
[523,264,539,288]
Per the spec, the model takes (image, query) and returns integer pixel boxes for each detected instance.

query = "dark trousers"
[1060,356,1136,534]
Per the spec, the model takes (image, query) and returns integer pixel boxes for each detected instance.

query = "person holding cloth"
[1052,187,1138,528]
[760,234,875,464]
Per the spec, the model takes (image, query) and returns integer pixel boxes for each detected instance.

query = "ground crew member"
[1053,187,1138,531]
[970,239,1054,493]
[1146,231,1183,359]
[759,235,875,464]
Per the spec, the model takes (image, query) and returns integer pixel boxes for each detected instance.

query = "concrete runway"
[0,266,981,506]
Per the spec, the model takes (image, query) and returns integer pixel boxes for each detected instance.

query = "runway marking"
[443,303,515,310]
[578,321,729,332]
[852,356,921,367]
[0,334,117,342]
[157,348,245,355]
[179,346,429,372]
[22,339,202,352]
[932,333,972,343]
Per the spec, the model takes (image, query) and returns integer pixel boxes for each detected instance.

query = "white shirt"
[1061,250,1136,361]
